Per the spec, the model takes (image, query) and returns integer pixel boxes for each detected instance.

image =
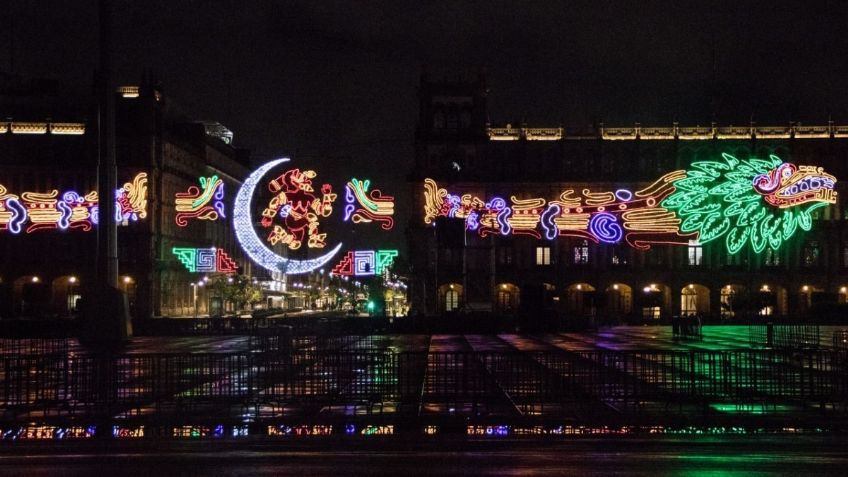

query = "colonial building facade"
[0,75,252,320]
[408,75,848,323]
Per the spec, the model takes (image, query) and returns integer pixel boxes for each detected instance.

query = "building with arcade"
[0,74,253,320]
[408,74,848,324]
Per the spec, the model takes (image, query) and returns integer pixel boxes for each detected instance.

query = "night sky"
[2,0,847,254]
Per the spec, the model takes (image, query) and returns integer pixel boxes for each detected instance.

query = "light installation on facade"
[0,173,148,234]
[175,175,225,226]
[115,172,149,223]
[233,158,342,275]
[344,178,395,230]
[423,154,836,254]
[259,168,336,250]
[331,249,399,276]
[172,247,238,273]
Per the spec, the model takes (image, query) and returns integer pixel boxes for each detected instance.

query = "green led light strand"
[662,153,831,254]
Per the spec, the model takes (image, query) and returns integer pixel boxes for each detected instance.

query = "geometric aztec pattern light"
[260,167,336,250]
[344,178,394,230]
[0,173,148,234]
[175,175,225,227]
[331,249,398,276]
[423,154,837,254]
[233,158,342,275]
[172,247,238,273]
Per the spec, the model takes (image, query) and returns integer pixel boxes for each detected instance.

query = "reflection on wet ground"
[1,435,846,476]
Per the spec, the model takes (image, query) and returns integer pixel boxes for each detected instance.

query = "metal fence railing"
[2,347,846,425]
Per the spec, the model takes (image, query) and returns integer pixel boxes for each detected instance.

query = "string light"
[259,168,336,250]
[664,154,836,254]
[233,159,342,275]
[422,154,836,254]
[0,173,147,234]
[331,249,398,276]
[172,247,238,274]
[344,178,395,230]
[175,175,225,226]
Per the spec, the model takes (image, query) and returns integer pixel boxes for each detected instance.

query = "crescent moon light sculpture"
[233,158,342,274]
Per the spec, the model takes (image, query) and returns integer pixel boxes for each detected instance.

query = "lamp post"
[191,281,204,318]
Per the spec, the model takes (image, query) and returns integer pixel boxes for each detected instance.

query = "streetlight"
[191,281,204,318]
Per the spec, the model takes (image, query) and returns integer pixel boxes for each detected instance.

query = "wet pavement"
[0,435,846,476]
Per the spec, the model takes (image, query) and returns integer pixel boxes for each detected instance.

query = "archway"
[438,283,463,312]
[758,283,788,317]
[13,275,49,317]
[720,284,745,321]
[797,284,824,315]
[495,283,520,314]
[604,283,632,320]
[51,275,82,317]
[566,283,596,317]
[639,283,670,320]
[680,283,710,316]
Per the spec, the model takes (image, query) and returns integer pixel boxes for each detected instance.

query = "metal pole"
[97,0,118,288]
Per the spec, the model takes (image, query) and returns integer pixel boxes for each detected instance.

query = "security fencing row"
[1,348,847,424]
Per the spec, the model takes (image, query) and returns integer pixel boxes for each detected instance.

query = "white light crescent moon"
[233,158,342,274]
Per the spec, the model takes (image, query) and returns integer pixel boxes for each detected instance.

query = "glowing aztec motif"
[233,158,342,275]
[344,178,395,230]
[331,249,399,276]
[175,175,225,226]
[172,247,238,273]
[260,168,336,250]
[423,154,837,254]
[0,173,148,234]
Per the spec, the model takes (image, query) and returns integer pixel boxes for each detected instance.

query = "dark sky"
[2,0,847,253]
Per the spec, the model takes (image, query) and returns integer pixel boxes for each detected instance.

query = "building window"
[445,290,459,311]
[764,248,781,267]
[610,246,627,266]
[843,245,848,268]
[535,246,551,265]
[687,240,703,266]
[497,247,513,266]
[803,241,821,268]
[573,240,589,265]
[725,252,741,267]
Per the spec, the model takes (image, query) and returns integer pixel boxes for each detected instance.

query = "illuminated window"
[445,290,459,311]
[573,240,589,265]
[535,246,551,265]
[687,240,703,266]
[803,241,821,267]
[764,248,781,267]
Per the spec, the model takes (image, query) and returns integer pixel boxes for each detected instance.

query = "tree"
[208,275,263,313]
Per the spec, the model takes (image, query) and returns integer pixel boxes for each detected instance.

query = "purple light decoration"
[497,206,512,235]
[6,198,26,234]
[588,212,623,243]
[446,194,461,218]
[57,200,72,230]
[214,182,226,218]
[343,186,355,221]
[466,211,480,231]
[614,189,633,201]
[540,204,561,240]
